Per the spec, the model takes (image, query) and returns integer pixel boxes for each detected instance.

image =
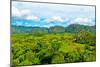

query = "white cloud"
[12,2,31,17]
[20,9,31,17]
[44,16,64,23]
[26,15,39,21]
[70,17,94,26]
[16,21,23,26]
[12,6,21,17]
[12,5,40,21]
[42,25,49,28]
[12,5,31,17]
[51,16,64,22]
[74,17,92,23]
[34,25,39,27]
[42,24,54,28]
[24,22,28,25]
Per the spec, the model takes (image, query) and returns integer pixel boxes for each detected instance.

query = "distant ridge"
[11,24,96,34]
[65,24,96,33]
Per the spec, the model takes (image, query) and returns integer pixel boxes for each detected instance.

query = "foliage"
[74,30,96,46]
[12,31,96,66]
[49,26,65,33]
[65,24,96,33]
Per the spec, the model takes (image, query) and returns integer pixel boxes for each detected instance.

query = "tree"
[49,26,65,33]
[75,30,96,46]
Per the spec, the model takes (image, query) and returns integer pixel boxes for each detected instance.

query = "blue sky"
[12,1,95,27]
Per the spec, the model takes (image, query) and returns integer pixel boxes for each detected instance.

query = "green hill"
[11,24,96,34]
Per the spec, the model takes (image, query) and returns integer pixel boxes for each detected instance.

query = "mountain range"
[11,24,96,34]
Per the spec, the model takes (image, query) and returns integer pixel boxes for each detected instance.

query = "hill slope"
[11,24,96,34]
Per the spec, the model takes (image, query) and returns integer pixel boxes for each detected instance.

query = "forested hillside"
[11,24,96,34]
[11,24,96,66]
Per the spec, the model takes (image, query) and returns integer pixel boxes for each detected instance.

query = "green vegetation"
[11,29,96,66]
[12,24,96,34]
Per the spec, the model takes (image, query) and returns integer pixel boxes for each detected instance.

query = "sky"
[12,1,96,27]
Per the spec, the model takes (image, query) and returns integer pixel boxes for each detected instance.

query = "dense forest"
[11,24,96,66]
